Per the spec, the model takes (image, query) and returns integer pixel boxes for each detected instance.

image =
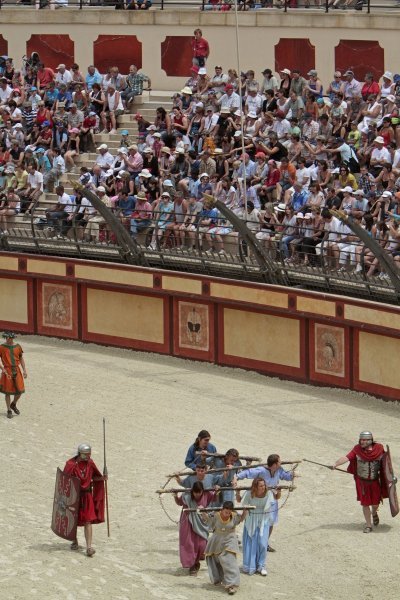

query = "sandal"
[373,513,379,526]
[267,545,276,552]
[70,540,79,550]
[10,402,20,415]
[7,410,13,419]
[86,547,96,557]
[363,526,372,533]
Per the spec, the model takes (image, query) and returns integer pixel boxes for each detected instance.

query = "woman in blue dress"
[236,477,274,576]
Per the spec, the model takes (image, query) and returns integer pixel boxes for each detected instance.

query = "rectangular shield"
[382,446,399,518]
[51,467,81,541]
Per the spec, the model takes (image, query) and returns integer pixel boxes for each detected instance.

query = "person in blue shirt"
[290,182,310,212]
[184,429,217,470]
[85,65,102,92]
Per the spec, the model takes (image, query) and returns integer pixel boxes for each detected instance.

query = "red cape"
[347,443,388,502]
[64,457,105,524]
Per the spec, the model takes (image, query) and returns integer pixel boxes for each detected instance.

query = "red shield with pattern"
[51,467,81,540]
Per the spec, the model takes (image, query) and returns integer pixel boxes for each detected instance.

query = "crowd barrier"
[0,251,399,401]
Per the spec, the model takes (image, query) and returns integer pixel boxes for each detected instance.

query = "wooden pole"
[183,505,256,513]
[156,485,296,495]
[103,418,110,537]
[195,451,261,462]
[166,460,302,478]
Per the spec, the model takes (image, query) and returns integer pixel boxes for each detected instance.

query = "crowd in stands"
[0,51,400,279]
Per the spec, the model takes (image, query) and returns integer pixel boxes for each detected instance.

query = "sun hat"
[247,111,258,119]
[153,132,161,138]
[275,203,286,212]
[200,172,210,179]
[117,147,128,154]
[136,191,147,200]
[307,69,318,77]
[120,129,129,135]
[163,179,173,187]
[97,143,108,151]
[382,71,393,81]
[96,186,106,193]
[374,136,385,144]
[180,86,193,95]
[161,146,171,154]
[198,67,207,75]
[139,169,152,178]
[340,186,353,193]
[280,68,291,76]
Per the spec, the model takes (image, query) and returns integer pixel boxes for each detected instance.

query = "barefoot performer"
[0,331,27,419]
[333,431,388,533]
[63,443,107,556]
[174,481,217,576]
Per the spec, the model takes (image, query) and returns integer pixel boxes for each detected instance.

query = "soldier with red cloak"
[333,431,388,533]
[0,331,27,419]
[64,443,106,556]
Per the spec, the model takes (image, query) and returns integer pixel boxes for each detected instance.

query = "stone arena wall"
[0,252,399,401]
[0,11,399,89]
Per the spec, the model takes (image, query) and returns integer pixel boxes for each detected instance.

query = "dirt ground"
[0,336,399,600]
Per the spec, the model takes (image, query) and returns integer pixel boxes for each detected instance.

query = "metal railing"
[1,202,399,304]
[0,0,399,11]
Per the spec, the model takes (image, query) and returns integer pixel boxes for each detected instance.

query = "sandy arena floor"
[0,336,399,600]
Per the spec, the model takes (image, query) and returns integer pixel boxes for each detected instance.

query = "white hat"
[275,202,286,212]
[234,131,242,137]
[280,68,291,76]
[56,64,66,70]
[198,67,207,75]
[247,111,258,119]
[97,143,108,151]
[153,132,161,138]
[340,186,353,193]
[175,147,185,154]
[213,148,223,155]
[374,136,385,144]
[146,125,157,131]
[139,169,152,178]
[354,189,365,196]
[117,147,127,154]
[383,71,393,81]
[382,191,393,198]
[13,123,23,129]
[180,86,193,95]
[304,212,313,219]
[195,101,204,108]
[96,186,106,193]
[143,146,153,153]
[200,172,210,179]
[161,191,171,198]
[163,179,173,187]
[234,109,242,117]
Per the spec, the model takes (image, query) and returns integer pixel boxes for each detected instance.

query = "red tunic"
[64,457,105,526]
[346,443,388,506]
[0,343,25,396]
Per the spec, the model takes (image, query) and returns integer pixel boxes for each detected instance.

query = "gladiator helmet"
[77,442,91,455]
[359,431,374,445]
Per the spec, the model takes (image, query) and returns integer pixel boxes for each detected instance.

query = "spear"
[195,451,261,462]
[183,505,256,513]
[156,485,296,495]
[103,418,110,537]
[166,460,302,478]
[303,458,349,474]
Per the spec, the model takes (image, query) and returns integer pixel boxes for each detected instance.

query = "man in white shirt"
[219,84,240,112]
[317,207,342,269]
[23,164,43,213]
[272,110,291,141]
[0,77,12,105]
[55,64,73,87]
[245,87,262,115]
[370,136,391,175]
[95,144,114,171]
[208,66,229,96]
[45,185,75,236]
[341,70,362,100]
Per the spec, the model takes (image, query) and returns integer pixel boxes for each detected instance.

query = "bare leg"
[85,523,93,552]
[363,505,372,528]
[5,393,12,412]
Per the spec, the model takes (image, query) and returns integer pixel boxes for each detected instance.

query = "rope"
[158,476,179,525]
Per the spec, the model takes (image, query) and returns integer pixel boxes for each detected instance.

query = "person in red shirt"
[191,29,210,68]
[63,443,106,557]
[361,72,381,101]
[333,431,388,533]
[36,63,55,93]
